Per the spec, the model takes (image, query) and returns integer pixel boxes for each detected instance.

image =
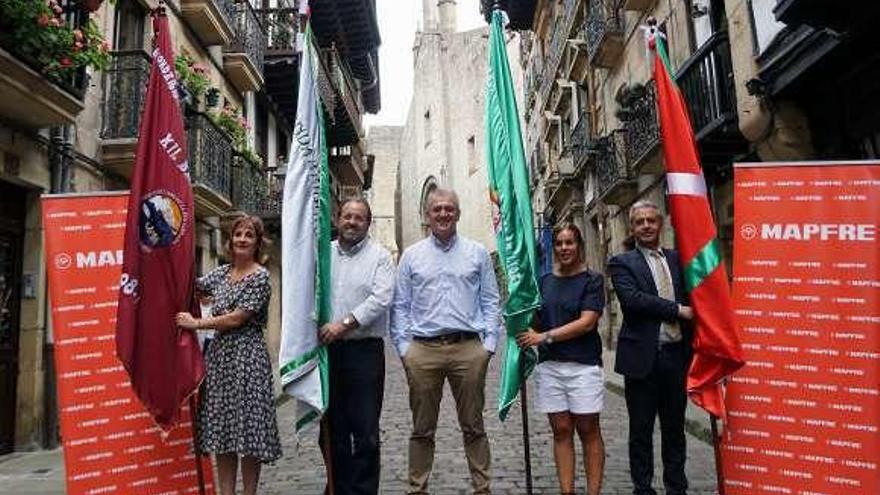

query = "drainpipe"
[43,124,73,448]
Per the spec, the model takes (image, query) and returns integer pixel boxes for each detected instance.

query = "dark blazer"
[608,247,691,379]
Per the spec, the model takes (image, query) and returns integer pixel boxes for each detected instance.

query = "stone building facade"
[365,125,403,260]
[396,0,523,252]
[517,0,880,347]
[0,0,379,453]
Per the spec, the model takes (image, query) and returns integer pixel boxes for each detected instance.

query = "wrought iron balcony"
[595,130,636,205]
[519,31,533,66]
[542,1,578,108]
[586,0,625,68]
[328,142,367,189]
[259,5,297,57]
[524,54,543,110]
[232,152,269,216]
[259,171,283,219]
[180,0,236,45]
[102,51,150,141]
[528,143,544,191]
[223,1,266,93]
[258,4,300,125]
[675,31,735,142]
[317,49,364,147]
[188,111,234,216]
[100,50,151,177]
[618,81,660,172]
[561,19,590,84]
[571,114,593,173]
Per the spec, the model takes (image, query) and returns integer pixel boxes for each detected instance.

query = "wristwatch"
[544,331,555,345]
[342,314,356,329]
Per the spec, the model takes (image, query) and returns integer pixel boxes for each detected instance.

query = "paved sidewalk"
[0,344,720,494]
[0,448,65,494]
[259,344,719,494]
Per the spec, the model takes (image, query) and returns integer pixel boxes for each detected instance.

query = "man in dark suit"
[608,200,694,495]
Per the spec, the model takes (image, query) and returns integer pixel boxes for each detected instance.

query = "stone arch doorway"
[418,176,438,238]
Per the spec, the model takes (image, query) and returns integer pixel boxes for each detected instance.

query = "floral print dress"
[196,264,282,463]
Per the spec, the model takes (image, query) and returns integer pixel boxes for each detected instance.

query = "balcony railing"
[619,81,660,170]
[257,6,298,56]
[571,114,593,172]
[232,152,269,216]
[317,48,364,145]
[586,0,625,68]
[259,172,283,218]
[675,31,736,141]
[101,51,150,140]
[541,0,577,106]
[229,1,265,74]
[188,111,234,211]
[595,130,634,204]
[524,54,543,108]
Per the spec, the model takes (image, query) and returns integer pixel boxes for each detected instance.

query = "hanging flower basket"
[77,0,104,13]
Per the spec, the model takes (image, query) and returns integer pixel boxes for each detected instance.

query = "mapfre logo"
[740,223,758,240]
[75,250,124,268]
[55,253,73,270]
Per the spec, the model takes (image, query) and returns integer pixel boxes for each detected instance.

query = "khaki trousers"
[403,337,492,494]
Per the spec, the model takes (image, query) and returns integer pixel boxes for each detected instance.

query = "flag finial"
[640,16,666,54]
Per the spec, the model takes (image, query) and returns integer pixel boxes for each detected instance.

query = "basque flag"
[650,28,745,418]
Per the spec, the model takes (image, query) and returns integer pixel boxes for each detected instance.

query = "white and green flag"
[280,23,332,433]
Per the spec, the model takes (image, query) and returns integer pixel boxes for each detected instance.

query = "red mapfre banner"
[42,193,214,495]
[724,162,880,494]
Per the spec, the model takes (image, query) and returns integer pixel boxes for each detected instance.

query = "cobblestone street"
[260,344,719,494]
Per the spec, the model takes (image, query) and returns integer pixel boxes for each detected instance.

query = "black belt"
[413,331,479,344]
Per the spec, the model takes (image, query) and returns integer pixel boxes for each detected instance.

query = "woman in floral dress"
[176,215,281,495]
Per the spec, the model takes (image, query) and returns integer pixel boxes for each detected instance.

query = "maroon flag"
[116,10,203,430]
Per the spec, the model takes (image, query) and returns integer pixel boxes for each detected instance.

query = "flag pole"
[320,415,335,495]
[189,394,207,495]
[519,358,534,495]
[488,2,534,493]
[710,414,726,495]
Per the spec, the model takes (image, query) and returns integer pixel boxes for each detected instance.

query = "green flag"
[485,10,541,421]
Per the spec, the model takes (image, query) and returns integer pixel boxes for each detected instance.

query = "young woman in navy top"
[517,223,605,495]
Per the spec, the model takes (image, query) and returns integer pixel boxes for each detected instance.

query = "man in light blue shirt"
[391,188,501,495]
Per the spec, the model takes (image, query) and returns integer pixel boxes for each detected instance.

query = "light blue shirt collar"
[430,233,458,252]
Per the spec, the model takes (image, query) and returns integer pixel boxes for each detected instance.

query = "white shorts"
[533,361,605,415]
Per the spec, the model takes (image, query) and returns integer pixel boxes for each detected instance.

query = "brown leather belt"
[413,331,479,344]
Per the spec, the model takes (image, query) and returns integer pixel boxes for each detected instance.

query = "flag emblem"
[139,192,186,249]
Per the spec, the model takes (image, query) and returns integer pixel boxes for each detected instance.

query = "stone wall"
[399,26,523,252]
[365,126,403,260]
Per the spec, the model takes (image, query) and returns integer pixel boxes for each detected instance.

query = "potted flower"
[205,87,221,108]
[0,0,111,86]
[240,148,264,167]
[174,54,211,106]
[210,104,249,150]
